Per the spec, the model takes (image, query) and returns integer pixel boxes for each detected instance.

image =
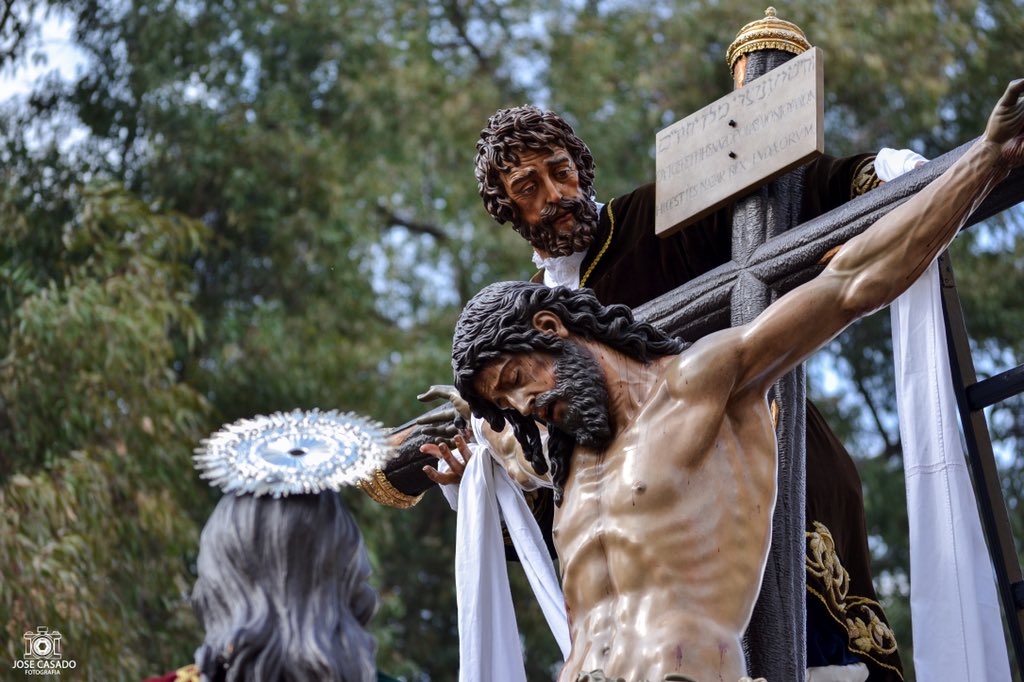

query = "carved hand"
[984,78,1024,164]
[420,433,473,486]
[417,384,471,418]
[414,385,471,443]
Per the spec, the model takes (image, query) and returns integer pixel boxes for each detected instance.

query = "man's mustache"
[514,194,599,257]
[535,389,561,424]
[539,196,585,225]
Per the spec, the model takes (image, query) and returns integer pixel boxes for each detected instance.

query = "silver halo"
[194,409,390,498]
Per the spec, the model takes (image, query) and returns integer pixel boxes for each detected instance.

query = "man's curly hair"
[452,282,685,503]
[475,105,597,225]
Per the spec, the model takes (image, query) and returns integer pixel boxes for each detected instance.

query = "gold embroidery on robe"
[850,155,883,199]
[174,664,200,682]
[806,521,901,676]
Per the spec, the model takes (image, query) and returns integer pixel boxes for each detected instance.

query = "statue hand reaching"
[414,385,471,443]
[417,384,471,418]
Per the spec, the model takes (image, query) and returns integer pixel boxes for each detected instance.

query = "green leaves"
[2,1,1022,679]
[2,187,209,469]
[0,184,214,671]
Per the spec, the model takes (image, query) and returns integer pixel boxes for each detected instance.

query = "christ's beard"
[536,341,612,449]
[514,196,599,257]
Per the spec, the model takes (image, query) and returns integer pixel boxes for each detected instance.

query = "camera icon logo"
[23,626,62,660]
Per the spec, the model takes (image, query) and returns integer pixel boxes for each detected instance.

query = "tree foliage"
[1,1,1022,679]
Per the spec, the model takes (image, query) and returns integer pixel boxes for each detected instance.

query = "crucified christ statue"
[449,79,1024,682]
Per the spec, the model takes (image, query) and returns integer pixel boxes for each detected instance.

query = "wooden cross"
[645,46,1024,682]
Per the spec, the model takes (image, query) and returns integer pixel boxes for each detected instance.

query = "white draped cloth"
[881,145,1008,680]
[891,262,1010,681]
[441,417,570,682]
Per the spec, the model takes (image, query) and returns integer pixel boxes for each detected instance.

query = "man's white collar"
[532,249,587,290]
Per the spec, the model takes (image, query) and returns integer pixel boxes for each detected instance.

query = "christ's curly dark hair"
[475,105,596,225]
[452,282,685,502]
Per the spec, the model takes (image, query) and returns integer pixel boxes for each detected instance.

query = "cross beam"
[635,143,1024,338]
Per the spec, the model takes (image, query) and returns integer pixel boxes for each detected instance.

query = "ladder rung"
[967,364,1024,411]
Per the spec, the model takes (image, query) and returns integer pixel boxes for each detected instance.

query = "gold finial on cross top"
[726,6,811,74]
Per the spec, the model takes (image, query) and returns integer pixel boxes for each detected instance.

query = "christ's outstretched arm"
[724,78,1024,399]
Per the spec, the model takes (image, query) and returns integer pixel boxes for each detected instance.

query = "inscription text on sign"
[654,47,824,237]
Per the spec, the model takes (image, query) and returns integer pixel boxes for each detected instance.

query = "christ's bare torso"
[553,351,778,682]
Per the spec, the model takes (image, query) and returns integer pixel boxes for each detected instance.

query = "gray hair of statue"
[452,281,687,488]
[192,492,378,682]
[475,105,597,225]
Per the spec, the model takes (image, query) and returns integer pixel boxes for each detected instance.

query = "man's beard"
[536,340,612,450]
[514,195,599,257]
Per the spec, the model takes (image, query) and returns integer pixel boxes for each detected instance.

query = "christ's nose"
[507,390,534,417]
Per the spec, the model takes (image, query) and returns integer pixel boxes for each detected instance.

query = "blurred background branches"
[1,1,1022,679]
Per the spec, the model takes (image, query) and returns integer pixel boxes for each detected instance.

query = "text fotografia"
[11,659,76,674]
[12,627,77,676]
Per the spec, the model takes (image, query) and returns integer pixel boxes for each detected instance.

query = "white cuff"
[874,147,928,182]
